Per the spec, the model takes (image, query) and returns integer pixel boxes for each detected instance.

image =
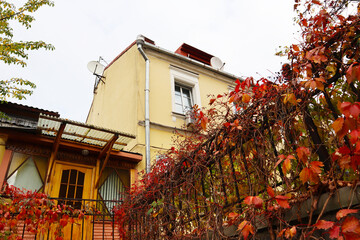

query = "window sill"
[171,111,186,119]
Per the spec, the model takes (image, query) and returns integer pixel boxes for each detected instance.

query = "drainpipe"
[136,35,151,174]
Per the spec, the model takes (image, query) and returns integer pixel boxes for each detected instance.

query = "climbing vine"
[115,1,360,239]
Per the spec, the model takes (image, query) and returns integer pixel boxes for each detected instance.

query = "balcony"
[0,197,124,240]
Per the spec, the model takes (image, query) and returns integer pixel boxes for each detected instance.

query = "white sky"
[1,0,299,122]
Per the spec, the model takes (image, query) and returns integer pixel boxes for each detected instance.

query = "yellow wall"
[0,134,7,167]
[87,46,139,136]
[87,44,236,174]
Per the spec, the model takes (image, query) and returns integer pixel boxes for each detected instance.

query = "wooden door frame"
[47,160,96,200]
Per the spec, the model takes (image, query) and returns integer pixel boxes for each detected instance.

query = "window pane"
[175,94,182,105]
[99,171,124,211]
[68,185,75,199]
[76,186,83,199]
[61,170,69,183]
[7,158,43,191]
[77,172,85,185]
[183,96,192,109]
[69,170,77,184]
[175,104,184,114]
[175,85,181,93]
[59,184,67,198]
[182,88,191,98]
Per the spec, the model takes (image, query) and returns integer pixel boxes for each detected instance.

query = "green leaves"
[0,0,54,100]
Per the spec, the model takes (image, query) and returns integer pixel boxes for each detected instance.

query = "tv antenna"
[87,56,107,93]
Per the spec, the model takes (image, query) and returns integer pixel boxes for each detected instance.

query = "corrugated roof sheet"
[38,114,135,151]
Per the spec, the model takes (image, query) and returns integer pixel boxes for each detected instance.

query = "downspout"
[136,35,151,174]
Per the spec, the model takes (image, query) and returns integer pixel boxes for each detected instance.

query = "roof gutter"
[136,35,151,174]
[141,41,243,81]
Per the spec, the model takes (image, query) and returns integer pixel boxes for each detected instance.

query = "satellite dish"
[87,61,105,76]
[210,56,224,70]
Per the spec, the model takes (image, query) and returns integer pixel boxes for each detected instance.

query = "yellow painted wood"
[49,161,94,240]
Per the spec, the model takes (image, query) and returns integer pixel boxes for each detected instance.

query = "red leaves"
[314,211,360,239]
[275,195,291,209]
[314,220,335,230]
[267,186,275,198]
[350,130,360,144]
[340,102,360,119]
[333,145,360,171]
[238,220,254,240]
[266,186,290,209]
[0,184,90,239]
[346,63,360,84]
[337,209,359,220]
[329,225,341,239]
[341,216,360,239]
[244,196,263,208]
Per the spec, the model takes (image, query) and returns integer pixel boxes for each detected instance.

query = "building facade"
[86,35,241,174]
[0,102,141,239]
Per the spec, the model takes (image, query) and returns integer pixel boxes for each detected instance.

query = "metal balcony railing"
[1,197,124,240]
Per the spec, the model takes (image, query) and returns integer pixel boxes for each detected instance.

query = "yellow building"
[86,35,242,176]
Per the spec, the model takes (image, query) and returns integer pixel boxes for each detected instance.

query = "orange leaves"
[299,161,324,184]
[341,216,360,239]
[286,226,297,239]
[275,195,291,209]
[282,157,292,175]
[238,220,254,240]
[332,117,347,139]
[346,63,360,84]
[305,46,328,64]
[242,93,251,103]
[266,186,291,209]
[292,44,300,52]
[337,209,359,220]
[228,212,240,219]
[275,154,295,175]
[303,78,325,91]
[283,93,297,105]
[296,147,310,164]
[314,220,335,230]
[244,196,263,208]
[200,116,208,131]
[278,226,297,239]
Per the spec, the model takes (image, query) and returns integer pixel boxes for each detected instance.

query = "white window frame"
[170,66,201,116]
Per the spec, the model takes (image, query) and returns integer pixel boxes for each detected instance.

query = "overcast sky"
[2,0,300,122]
